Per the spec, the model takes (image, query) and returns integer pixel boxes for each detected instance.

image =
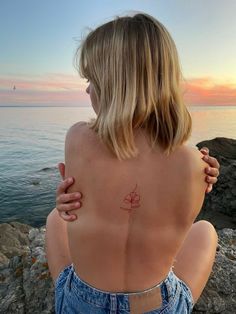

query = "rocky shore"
[0,222,54,314]
[196,137,236,229]
[0,137,235,313]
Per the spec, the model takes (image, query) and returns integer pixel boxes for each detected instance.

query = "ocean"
[0,106,235,227]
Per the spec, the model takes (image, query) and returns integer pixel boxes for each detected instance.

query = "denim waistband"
[65,264,177,311]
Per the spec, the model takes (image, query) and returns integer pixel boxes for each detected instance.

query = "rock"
[0,222,235,313]
[0,222,54,314]
[0,222,31,261]
[192,228,236,313]
[196,137,236,229]
[197,137,236,160]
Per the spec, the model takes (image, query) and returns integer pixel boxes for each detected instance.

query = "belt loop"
[110,294,117,313]
[165,276,173,301]
[66,266,73,291]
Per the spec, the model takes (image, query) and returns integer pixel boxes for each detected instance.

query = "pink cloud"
[0,73,86,91]
[0,73,89,106]
[183,77,236,105]
[0,74,236,106]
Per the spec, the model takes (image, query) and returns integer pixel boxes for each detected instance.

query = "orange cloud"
[0,73,89,106]
[0,74,236,106]
[183,77,236,105]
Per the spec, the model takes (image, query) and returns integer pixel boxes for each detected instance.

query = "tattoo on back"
[120,184,141,213]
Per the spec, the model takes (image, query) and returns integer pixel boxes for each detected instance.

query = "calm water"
[0,106,235,227]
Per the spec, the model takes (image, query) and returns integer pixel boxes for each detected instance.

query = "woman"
[46,13,219,313]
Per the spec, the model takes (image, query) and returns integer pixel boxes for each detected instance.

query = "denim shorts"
[55,264,194,313]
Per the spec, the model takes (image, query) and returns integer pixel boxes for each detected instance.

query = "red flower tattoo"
[120,184,141,212]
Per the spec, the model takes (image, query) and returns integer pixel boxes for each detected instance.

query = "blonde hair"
[75,12,192,160]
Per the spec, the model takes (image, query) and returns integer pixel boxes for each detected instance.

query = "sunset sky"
[0,0,236,106]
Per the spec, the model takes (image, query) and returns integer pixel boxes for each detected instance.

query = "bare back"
[65,122,207,292]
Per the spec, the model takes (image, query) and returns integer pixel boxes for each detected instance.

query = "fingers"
[205,175,218,184]
[58,162,65,180]
[56,201,81,213]
[202,155,220,170]
[57,192,82,204]
[200,147,209,155]
[205,167,220,178]
[56,192,82,218]
[56,177,74,196]
[204,166,219,194]
[205,184,213,194]
[59,211,77,221]
[205,173,217,194]
[56,202,80,222]
[200,147,220,195]
[56,177,82,222]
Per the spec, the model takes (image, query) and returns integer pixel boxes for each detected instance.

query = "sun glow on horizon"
[0,74,236,106]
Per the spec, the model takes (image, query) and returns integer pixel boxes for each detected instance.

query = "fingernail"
[206,168,210,173]
[207,176,211,182]
[68,178,73,183]
[76,202,80,207]
[204,156,209,160]
[76,193,81,198]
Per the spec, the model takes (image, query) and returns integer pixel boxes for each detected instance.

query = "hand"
[56,162,82,221]
[200,147,220,193]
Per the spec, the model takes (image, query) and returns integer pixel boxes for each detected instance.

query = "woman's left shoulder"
[66,121,90,142]
[68,121,88,134]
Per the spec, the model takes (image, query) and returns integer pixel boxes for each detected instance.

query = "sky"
[0,0,236,106]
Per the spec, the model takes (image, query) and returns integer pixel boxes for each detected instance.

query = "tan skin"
[56,148,219,221]
[46,82,220,306]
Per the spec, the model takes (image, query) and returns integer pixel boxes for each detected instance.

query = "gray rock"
[0,222,31,262]
[192,228,236,313]
[197,137,236,160]
[196,137,236,229]
[0,222,235,313]
[0,222,54,314]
